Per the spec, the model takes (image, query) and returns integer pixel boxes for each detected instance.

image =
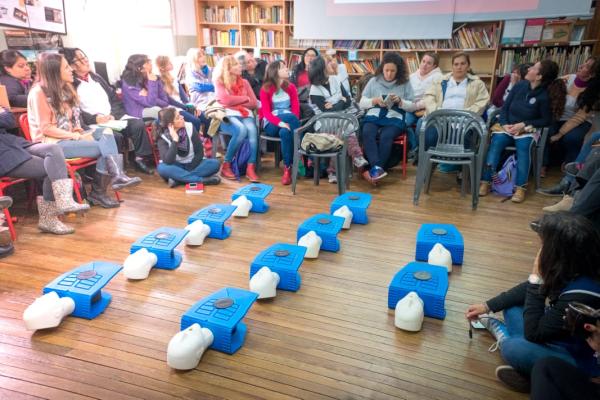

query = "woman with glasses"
[60,48,155,175]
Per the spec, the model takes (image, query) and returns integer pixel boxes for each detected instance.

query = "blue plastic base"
[43,261,122,320]
[130,227,188,270]
[188,204,237,240]
[415,223,464,265]
[388,262,449,320]
[297,214,345,252]
[330,192,372,225]
[250,243,306,292]
[232,183,273,213]
[181,288,258,354]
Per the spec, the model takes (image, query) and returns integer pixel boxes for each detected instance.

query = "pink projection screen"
[294,0,592,39]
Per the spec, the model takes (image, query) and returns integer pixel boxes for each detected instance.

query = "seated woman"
[60,47,155,175]
[28,53,141,209]
[544,56,597,174]
[466,212,600,393]
[290,47,318,120]
[540,62,600,197]
[490,63,532,113]
[0,49,32,108]
[155,107,220,187]
[479,60,565,203]
[359,52,417,182]
[323,53,351,95]
[121,54,203,132]
[309,56,368,184]
[213,55,259,182]
[422,52,489,154]
[0,107,89,234]
[185,48,215,114]
[259,60,301,186]
[407,52,442,155]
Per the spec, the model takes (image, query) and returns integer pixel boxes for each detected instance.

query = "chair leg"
[413,159,424,205]
[292,152,299,194]
[335,155,344,195]
[3,208,17,241]
[471,160,478,210]
[424,161,434,194]
[460,165,467,197]
[313,157,319,186]
[67,167,84,204]
[274,141,282,168]
[256,137,262,173]
[402,136,407,179]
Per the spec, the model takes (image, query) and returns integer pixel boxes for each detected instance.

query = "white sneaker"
[353,156,369,168]
[328,172,337,184]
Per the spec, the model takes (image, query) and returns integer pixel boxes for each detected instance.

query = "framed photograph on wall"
[0,0,66,34]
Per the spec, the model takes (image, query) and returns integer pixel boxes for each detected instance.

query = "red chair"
[393,132,408,179]
[145,124,160,167]
[0,177,34,240]
[18,113,120,203]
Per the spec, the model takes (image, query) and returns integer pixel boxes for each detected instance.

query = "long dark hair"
[374,52,408,85]
[517,63,533,80]
[59,47,82,66]
[262,60,289,91]
[538,59,566,120]
[121,54,149,88]
[0,49,26,76]
[37,53,78,114]
[538,212,600,297]
[576,58,600,112]
[308,56,328,86]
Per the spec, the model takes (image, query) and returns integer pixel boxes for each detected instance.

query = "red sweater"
[259,83,300,126]
[214,78,257,111]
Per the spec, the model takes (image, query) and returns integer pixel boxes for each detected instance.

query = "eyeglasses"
[73,56,88,64]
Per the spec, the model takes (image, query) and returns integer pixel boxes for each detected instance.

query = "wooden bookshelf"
[195,1,600,93]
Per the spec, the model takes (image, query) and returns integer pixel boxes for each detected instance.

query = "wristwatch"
[528,274,544,285]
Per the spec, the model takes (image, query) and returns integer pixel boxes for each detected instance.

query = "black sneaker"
[495,365,531,393]
[203,175,221,185]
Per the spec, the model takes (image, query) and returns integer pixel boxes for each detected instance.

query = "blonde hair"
[213,55,239,89]
[186,48,204,72]
[156,55,176,96]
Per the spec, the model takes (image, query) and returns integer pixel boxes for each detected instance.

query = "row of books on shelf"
[332,40,381,50]
[384,39,453,50]
[452,24,498,49]
[202,28,240,47]
[245,5,284,24]
[498,45,593,76]
[287,38,330,49]
[243,29,284,48]
[202,5,239,24]
[205,52,283,68]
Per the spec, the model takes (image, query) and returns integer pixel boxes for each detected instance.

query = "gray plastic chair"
[487,108,550,190]
[291,113,359,195]
[413,110,488,210]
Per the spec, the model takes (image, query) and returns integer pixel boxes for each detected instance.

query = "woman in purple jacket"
[120,54,203,132]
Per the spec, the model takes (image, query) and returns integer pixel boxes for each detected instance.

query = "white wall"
[62,0,176,83]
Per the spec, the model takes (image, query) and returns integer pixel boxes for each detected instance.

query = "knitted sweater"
[121,79,169,119]
[214,79,258,116]
[499,80,552,128]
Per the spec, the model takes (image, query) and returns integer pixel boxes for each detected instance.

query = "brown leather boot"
[246,163,260,182]
[511,187,526,203]
[221,162,236,180]
[479,181,491,196]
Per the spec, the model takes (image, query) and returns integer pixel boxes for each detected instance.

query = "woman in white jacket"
[407,52,442,156]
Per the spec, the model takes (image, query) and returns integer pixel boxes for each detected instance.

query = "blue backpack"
[491,155,517,197]
[231,138,251,180]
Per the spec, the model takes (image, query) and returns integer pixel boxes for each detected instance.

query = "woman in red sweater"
[213,55,259,181]
[259,60,300,185]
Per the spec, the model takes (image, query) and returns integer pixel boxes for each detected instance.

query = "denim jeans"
[405,111,421,151]
[500,306,577,375]
[263,113,300,167]
[57,127,119,173]
[545,121,592,166]
[220,116,258,164]
[482,133,534,187]
[361,122,402,168]
[157,158,220,183]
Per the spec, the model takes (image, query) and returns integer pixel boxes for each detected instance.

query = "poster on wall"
[0,0,66,34]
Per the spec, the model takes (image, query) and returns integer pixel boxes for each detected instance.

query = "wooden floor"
[0,161,563,400]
